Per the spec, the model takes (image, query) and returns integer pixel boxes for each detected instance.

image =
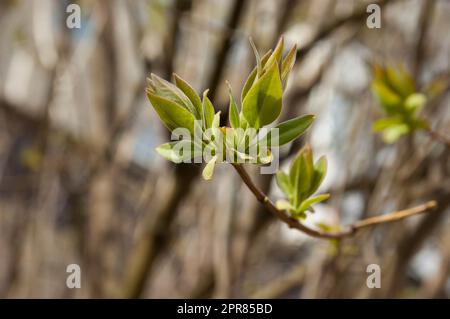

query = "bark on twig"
[232,164,437,240]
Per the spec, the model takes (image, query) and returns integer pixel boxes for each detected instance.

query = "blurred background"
[0,0,450,298]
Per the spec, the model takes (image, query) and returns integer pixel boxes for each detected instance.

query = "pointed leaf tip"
[202,156,218,180]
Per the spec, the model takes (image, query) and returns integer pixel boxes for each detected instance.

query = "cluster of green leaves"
[224,38,314,168]
[147,37,330,218]
[275,145,329,219]
[147,72,222,167]
[371,65,428,143]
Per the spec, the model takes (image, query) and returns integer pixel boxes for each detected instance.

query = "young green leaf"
[257,114,314,147]
[241,49,273,102]
[149,74,196,115]
[289,146,313,207]
[372,117,403,132]
[202,90,215,129]
[275,114,314,146]
[385,66,415,98]
[156,140,195,163]
[239,113,249,130]
[264,37,284,71]
[382,123,410,143]
[202,155,218,180]
[371,81,402,113]
[257,148,272,164]
[249,37,262,76]
[275,199,295,212]
[404,93,427,113]
[235,150,257,162]
[212,111,221,129]
[276,171,292,197]
[289,153,302,206]
[173,73,202,119]
[242,62,283,129]
[281,44,297,84]
[299,146,314,195]
[310,156,327,195]
[147,92,196,134]
[226,82,240,129]
[298,194,330,213]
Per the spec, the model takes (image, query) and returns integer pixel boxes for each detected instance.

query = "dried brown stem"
[232,164,437,239]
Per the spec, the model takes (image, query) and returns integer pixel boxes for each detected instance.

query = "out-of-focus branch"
[250,265,305,299]
[423,230,450,298]
[386,191,450,297]
[425,127,450,149]
[274,0,298,41]
[232,164,437,240]
[295,0,389,59]
[206,0,247,101]
[122,164,199,298]
[163,0,191,78]
[411,0,435,79]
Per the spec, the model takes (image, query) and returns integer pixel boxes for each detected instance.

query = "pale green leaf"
[264,37,284,71]
[275,199,294,212]
[271,114,314,146]
[281,44,297,85]
[149,74,196,114]
[257,148,272,164]
[298,194,330,213]
[310,156,327,195]
[382,124,410,143]
[212,111,221,129]
[249,37,262,76]
[173,73,202,119]
[300,145,314,194]
[235,150,257,162]
[371,81,401,114]
[372,117,403,132]
[202,156,218,180]
[147,92,195,134]
[241,49,273,103]
[239,113,249,130]
[226,82,240,129]
[242,62,283,129]
[156,141,195,163]
[404,93,427,114]
[289,146,314,207]
[385,66,415,98]
[276,171,292,197]
[202,90,215,129]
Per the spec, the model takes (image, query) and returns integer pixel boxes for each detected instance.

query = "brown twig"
[232,164,437,239]
[425,127,450,149]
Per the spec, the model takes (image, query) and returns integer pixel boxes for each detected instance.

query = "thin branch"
[206,0,248,101]
[352,201,437,229]
[411,0,435,79]
[232,164,437,239]
[386,192,450,297]
[425,127,450,149]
